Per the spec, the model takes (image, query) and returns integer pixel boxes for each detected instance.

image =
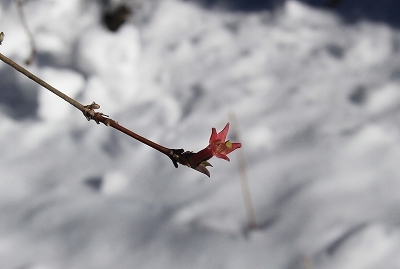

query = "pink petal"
[217,122,230,141]
[230,142,242,150]
[209,127,218,143]
[215,153,231,161]
[219,142,242,155]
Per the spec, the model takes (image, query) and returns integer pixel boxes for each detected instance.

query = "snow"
[38,67,85,121]
[1,0,400,268]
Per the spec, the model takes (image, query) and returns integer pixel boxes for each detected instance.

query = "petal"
[231,142,242,150]
[217,122,230,141]
[209,127,218,143]
[221,142,242,155]
[214,153,231,161]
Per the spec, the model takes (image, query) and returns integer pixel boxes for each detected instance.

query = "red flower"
[208,123,242,161]
[188,123,242,176]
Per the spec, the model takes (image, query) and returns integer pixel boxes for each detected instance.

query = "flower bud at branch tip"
[186,122,242,177]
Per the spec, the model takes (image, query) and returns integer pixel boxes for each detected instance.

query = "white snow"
[1,0,400,268]
[38,67,85,121]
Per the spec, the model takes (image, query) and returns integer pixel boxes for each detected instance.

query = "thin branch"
[81,102,172,157]
[15,0,37,65]
[0,51,187,168]
[0,33,236,177]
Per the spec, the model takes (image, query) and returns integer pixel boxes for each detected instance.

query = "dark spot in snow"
[349,86,367,105]
[84,176,103,191]
[102,4,131,32]
[240,49,251,57]
[190,36,202,45]
[326,44,344,59]
[390,69,400,80]
[224,21,240,34]
[181,83,205,117]
[102,131,122,157]
[166,43,178,52]
[325,223,368,255]
[0,67,38,120]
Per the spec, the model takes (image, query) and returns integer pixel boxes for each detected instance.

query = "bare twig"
[0,51,188,169]
[0,32,240,177]
[15,0,37,65]
[229,113,257,230]
[0,32,4,45]
[81,102,173,157]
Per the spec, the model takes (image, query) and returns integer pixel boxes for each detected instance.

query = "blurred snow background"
[1,0,400,268]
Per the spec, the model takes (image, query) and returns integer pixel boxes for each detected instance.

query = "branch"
[0,50,191,171]
[0,33,242,177]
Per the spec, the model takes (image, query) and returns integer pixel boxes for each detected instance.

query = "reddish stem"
[0,51,199,172]
[89,112,170,154]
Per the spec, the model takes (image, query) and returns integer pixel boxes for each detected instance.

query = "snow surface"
[1,0,400,268]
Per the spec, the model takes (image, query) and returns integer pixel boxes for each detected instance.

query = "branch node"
[83,102,98,121]
[83,102,105,124]
[0,52,202,174]
[170,148,183,168]
[83,101,117,126]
